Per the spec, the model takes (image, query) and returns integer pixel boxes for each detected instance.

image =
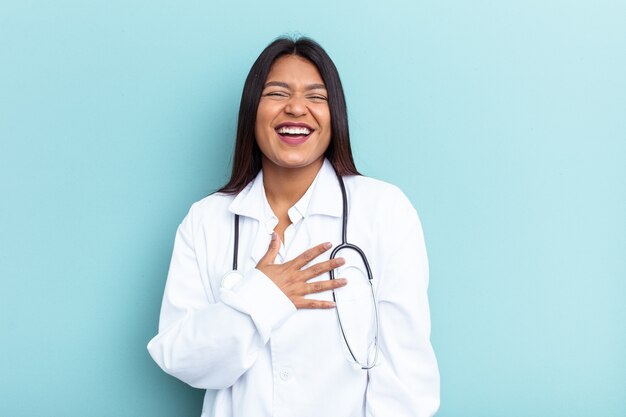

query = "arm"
[366,190,440,417]
[147,206,296,389]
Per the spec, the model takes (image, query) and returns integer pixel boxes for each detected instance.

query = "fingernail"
[271,232,277,240]
[338,278,348,285]
[324,242,332,249]
[336,257,346,266]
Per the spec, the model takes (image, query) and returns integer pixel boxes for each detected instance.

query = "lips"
[274,122,314,145]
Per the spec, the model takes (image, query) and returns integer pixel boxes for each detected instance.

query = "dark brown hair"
[218,36,359,194]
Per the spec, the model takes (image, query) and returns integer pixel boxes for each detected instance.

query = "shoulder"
[191,192,234,213]
[182,192,235,227]
[343,175,423,237]
[343,175,416,214]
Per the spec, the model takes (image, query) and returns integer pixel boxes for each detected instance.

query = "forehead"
[265,55,325,86]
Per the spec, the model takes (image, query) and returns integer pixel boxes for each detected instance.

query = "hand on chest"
[211,214,376,304]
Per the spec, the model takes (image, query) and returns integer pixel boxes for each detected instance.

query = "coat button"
[279,369,291,381]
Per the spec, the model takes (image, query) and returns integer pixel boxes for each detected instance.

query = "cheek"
[255,102,269,122]
[255,104,280,132]
[320,123,332,147]
[254,113,271,139]
[315,108,331,132]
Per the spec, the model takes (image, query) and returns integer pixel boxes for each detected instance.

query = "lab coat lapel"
[307,159,343,220]
[296,160,343,260]
[250,223,272,265]
[228,170,273,266]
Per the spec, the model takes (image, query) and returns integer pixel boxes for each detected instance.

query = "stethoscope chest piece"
[221,270,244,290]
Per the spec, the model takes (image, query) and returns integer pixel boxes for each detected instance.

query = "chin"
[267,154,324,170]
[279,159,316,169]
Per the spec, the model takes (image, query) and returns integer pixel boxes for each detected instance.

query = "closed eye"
[308,95,328,102]
[264,91,289,98]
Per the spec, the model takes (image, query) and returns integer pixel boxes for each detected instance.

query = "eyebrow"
[263,81,327,90]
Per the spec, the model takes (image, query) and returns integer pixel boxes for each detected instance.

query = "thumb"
[258,232,280,265]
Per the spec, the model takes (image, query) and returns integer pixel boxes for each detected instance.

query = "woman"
[148,36,439,417]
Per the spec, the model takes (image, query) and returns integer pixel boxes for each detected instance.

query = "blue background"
[1,0,624,416]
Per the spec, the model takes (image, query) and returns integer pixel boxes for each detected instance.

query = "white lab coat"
[147,159,440,417]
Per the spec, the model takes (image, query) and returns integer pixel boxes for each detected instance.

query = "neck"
[262,158,324,211]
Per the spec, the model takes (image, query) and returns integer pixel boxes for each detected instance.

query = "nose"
[284,95,307,117]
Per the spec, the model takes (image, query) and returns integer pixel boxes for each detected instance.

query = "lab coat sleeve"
[366,189,440,417]
[147,205,296,389]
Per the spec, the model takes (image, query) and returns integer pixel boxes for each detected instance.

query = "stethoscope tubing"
[329,171,379,369]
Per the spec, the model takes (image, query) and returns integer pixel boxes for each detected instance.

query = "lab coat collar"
[228,169,267,221]
[307,159,343,219]
[228,159,342,220]
[229,159,343,264]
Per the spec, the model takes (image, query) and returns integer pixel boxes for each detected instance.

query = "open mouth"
[277,126,311,136]
[275,123,314,144]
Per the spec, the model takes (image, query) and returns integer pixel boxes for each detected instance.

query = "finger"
[257,232,280,265]
[304,278,347,295]
[303,257,346,280]
[291,242,333,269]
[294,299,337,309]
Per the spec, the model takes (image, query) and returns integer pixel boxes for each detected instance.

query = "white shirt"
[147,159,440,417]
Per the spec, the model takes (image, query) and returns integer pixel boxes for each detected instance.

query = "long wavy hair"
[218,36,359,194]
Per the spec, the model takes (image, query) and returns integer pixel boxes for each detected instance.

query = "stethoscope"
[220,169,380,370]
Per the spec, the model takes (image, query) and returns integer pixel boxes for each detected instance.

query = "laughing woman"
[148,36,440,417]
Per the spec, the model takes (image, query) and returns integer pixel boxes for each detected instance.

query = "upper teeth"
[278,126,311,135]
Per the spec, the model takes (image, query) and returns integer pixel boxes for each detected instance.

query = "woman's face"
[255,55,331,172]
